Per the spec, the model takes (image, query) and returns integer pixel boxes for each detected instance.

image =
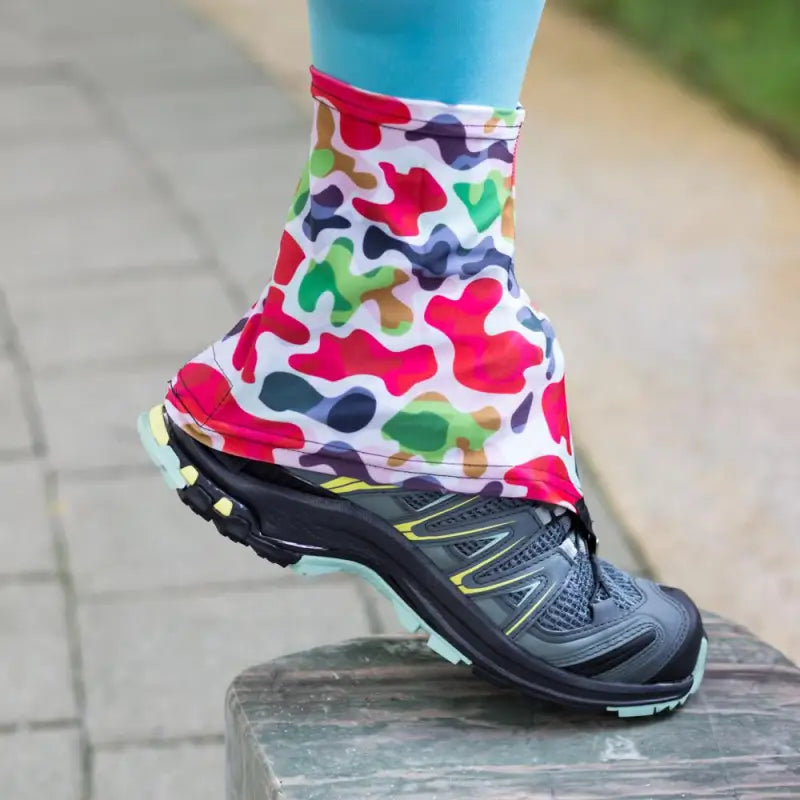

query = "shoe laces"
[568,499,609,601]
[572,498,597,556]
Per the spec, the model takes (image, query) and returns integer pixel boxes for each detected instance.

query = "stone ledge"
[226,614,800,799]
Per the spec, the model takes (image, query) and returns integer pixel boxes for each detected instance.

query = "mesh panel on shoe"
[401,492,443,511]
[599,560,643,610]
[451,537,497,558]
[476,515,570,582]
[537,553,595,632]
[427,497,527,531]
[507,588,529,606]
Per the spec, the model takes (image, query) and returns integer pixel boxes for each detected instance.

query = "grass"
[567,0,800,154]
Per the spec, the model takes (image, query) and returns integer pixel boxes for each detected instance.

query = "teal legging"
[307,0,546,108]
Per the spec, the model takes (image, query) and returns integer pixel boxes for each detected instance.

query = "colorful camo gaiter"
[165,68,582,509]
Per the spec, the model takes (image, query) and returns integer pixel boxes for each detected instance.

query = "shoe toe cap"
[645,584,705,684]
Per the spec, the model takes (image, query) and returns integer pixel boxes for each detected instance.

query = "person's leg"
[140,0,706,714]
[308,0,545,107]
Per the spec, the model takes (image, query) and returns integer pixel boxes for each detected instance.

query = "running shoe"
[139,404,707,716]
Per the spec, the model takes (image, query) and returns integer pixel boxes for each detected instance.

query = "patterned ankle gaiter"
[165,69,582,508]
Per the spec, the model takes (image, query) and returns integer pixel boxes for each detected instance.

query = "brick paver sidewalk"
[0,2,405,797]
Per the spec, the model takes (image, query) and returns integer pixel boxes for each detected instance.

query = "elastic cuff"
[310,66,525,142]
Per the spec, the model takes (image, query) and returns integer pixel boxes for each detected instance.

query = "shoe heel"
[137,405,300,568]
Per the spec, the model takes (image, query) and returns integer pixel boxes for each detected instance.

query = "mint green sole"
[292,556,470,666]
[608,635,708,717]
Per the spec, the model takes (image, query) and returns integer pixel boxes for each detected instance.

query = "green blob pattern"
[287,149,335,222]
[454,170,510,234]
[287,163,311,221]
[490,109,520,126]
[309,148,335,177]
[298,237,410,333]
[382,395,498,465]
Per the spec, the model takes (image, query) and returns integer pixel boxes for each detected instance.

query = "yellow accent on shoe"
[333,481,396,494]
[459,566,542,596]
[179,466,199,486]
[214,498,233,516]
[148,405,169,446]
[504,584,556,635]
[404,521,508,542]
[320,476,358,490]
[394,497,475,535]
[449,539,521,587]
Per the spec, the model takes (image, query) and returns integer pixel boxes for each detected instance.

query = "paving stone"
[72,28,264,93]
[155,141,307,224]
[209,210,281,298]
[0,583,75,724]
[0,28,45,69]
[0,357,34,454]
[1,189,203,285]
[94,741,224,800]
[35,360,179,472]
[0,287,12,348]
[0,462,54,576]
[39,0,204,43]
[8,272,239,371]
[0,728,81,800]
[0,0,38,29]
[59,472,286,595]
[113,84,295,152]
[0,82,102,141]
[79,581,371,742]
[154,142,307,292]
[0,137,152,211]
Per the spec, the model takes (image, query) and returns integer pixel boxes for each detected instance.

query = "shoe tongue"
[548,506,587,558]
[576,552,603,612]
[546,507,600,605]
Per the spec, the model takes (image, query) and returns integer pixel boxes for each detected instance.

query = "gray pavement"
[0,1,642,798]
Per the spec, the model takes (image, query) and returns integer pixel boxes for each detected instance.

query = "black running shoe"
[139,404,707,716]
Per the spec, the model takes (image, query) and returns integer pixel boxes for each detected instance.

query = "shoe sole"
[138,404,707,717]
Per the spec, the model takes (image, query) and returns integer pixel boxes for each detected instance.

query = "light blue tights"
[307,0,546,109]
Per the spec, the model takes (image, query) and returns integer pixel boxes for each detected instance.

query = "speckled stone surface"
[226,614,800,800]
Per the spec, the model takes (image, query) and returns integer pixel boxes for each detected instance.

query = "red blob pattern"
[168,363,305,461]
[426,278,543,394]
[352,163,447,236]
[504,456,581,507]
[232,287,310,384]
[273,230,305,286]
[542,377,573,455]
[310,68,412,150]
[288,330,437,397]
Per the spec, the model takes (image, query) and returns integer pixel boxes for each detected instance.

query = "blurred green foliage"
[568,0,800,153]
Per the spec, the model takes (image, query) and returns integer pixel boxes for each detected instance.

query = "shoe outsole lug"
[213,497,234,516]
[180,465,199,485]
[139,404,706,716]
[182,486,213,517]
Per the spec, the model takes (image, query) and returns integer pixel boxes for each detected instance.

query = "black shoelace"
[572,498,611,602]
